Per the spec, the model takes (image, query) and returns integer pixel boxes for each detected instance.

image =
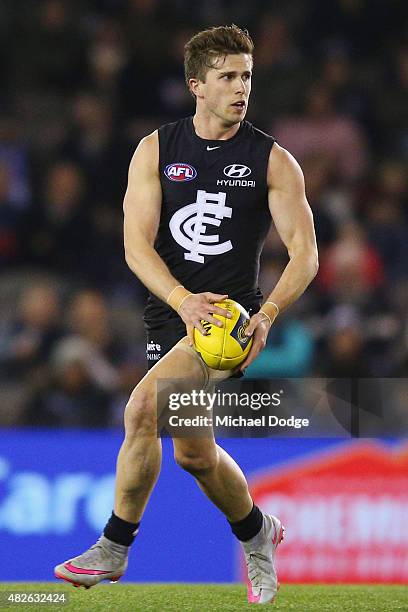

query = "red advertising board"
[248,442,408,583]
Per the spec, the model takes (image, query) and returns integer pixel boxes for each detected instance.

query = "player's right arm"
[123,131,231,342]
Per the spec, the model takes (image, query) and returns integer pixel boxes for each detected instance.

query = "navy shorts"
[145,318,187,369]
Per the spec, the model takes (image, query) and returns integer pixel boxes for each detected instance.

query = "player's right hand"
[178,292,233,346]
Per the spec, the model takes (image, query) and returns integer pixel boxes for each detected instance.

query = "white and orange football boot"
[242,514,285,604]
[54,536,128,589]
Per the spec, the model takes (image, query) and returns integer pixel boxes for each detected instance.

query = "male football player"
[55,25,318,604]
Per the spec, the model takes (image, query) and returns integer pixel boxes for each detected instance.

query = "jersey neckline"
[188,116,246,147]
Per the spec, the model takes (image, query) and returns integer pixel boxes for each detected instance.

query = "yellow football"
[193,299,253,370]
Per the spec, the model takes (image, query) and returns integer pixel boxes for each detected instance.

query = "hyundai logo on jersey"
[223,164,252,178]
[165,163,197,182]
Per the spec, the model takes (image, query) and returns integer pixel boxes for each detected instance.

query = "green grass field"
[0,583,407,612]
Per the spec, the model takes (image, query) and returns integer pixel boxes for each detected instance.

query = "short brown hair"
[184,24,253,89]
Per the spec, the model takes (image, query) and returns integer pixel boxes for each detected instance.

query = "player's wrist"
[177,293,194,314]
[166,285,193,312]
[259,301,279,326]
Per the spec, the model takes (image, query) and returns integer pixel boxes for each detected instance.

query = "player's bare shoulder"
[267,142,305,192]
[123,129,161,238]
[128,130,159,180]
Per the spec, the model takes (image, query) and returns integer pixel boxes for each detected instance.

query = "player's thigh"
[130,328,236,439]
[129,337,208,421]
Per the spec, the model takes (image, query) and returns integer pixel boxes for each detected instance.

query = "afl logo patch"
[165,163,197,182]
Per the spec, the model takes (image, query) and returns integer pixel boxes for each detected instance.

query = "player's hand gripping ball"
[193,299,253,370]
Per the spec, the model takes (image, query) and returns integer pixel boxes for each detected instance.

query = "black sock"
[103,511,140,546]
[228,504,264,542]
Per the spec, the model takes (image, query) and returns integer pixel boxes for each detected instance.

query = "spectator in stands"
[366,196,408,283]
[61,93,125,202]
[8,0,84,93]
[316,305,371,377]
[0,282,63,382]
[85,17,127,96]
[317,221,384,304]
[67,290,122,392]
[21,161,92,280]
[273,81,367,182]
[249,14,306,125]
[24,335,111,427]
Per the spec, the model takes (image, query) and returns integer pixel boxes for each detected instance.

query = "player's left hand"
[239,313,272,372]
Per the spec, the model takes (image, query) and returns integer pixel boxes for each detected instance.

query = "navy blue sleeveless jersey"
[143,117,275,330]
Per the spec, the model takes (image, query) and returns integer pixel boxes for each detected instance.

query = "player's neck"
[192,113,240,141]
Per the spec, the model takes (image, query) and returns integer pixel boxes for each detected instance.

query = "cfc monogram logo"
[169,190,232,263]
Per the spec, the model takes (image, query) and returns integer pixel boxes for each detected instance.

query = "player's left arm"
[240,143,319,371]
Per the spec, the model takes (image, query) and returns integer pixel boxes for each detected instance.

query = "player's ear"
[189,78,203,99]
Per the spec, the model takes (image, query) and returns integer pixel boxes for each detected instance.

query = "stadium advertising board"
[248,441,408,584]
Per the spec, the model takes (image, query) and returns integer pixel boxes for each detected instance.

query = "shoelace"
[247,551,271,588]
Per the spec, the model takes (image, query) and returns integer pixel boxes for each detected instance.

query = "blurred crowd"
[0,0,407,427]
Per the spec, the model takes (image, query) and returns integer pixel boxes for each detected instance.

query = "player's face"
[194,54,252,125]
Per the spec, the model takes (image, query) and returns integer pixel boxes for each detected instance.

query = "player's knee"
[124,389,156,437]
[174,448,218,475]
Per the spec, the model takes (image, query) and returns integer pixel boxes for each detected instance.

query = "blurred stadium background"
[0,0,407,587]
